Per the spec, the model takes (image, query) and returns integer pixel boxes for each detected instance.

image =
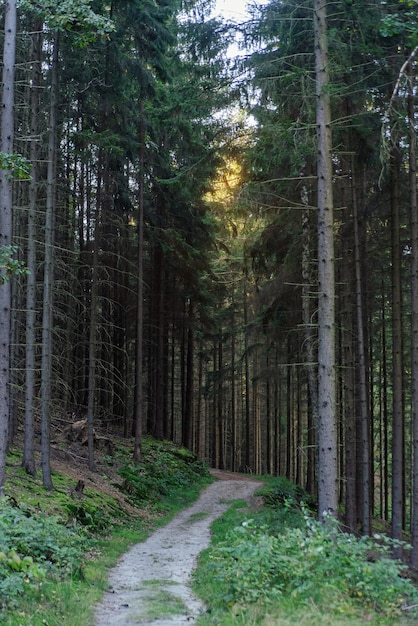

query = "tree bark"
[23,21,42,477]
[409,64,418,567]
[183,299,194,450]
[301,182,318,494]
[243,271,251,470]
[133,108,145,462]
[0,0,17,496]
[40,34,59,491]
[86,166,100,472]
[390,140,404,550]
[301,185,319,440]
[352,161,370,535]
[314,0,338,518]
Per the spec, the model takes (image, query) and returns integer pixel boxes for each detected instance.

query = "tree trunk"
[0,0,17,496]
[86,167,100,472]
[231,305,238,471]
[381,274,389,522]
[197,340,205,459]
[243,271,251,470]
[286,352,292,480]
[314,0,338,518]
[133,108,145,462]
[409,65,418,566]
[301,185,319,444]
[40,34,59,491]
[23,20,42,477]
[391,140,404,550]
[183,299,194,450]
[343,289,356,532]
[217,335,224,469]
[352,161,370,535]
[301,182,318,494]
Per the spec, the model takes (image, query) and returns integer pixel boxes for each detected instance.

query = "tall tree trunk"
[409,64,418,566]
[301,182,318,494]
[157,265,166,440]
[338,172,355,527]
[183,299,194,450]
[381,274,389,521]
[134,108,145,462]
[243,271,251,469]
[231,305,238,471]
[286,351,292,480]
[266,352,271,474]
[0,0,17,496]
[217,335,224,469]
[149,248,165,441]
[352,161,370,535]
[314,0,338,518]
[301,185,319,442]
[253,345,260,474]
[197,340,205,459]
[23,21,42,477]
[343,284,356,532]
[86,178,100,472]
[273,350,280,476]
[390,140,404,550]
[148,244,165,439]
[296,366,302,486]
[40,34,59,491]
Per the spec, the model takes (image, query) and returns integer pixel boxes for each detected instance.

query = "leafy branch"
[0,152,31,180]
[17,0,115,46]
[0,246,28,284]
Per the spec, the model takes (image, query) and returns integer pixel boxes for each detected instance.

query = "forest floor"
[92,469,262,626]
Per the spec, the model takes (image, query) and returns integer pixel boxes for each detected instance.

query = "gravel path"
[93,473,261,626]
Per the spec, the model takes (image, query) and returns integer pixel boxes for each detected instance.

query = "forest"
[0,0,417,567]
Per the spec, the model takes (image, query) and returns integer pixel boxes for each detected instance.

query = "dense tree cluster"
[1,0,418,562]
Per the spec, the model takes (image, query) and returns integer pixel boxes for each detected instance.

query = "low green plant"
[0,550,46,601]
[65,501,110,531]
[118,437,211,509]
[0,500,88,612]
[258,476,315,510]
[193,503,418,625]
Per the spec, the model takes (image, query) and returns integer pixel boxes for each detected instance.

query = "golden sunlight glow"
[204,159,243,206]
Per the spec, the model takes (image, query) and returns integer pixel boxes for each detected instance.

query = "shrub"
[0,500,88,610]
[0,549,46,606]
[258,476,315,509]
[203,511,418,618]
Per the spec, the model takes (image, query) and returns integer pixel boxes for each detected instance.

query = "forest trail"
[93,472,262,626]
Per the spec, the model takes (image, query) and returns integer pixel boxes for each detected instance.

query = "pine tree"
[0,0,17,497]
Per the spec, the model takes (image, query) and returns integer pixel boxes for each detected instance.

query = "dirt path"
[93,472,262,626]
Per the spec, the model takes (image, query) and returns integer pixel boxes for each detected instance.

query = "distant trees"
[0,0,232,479]
[226,0,418,544]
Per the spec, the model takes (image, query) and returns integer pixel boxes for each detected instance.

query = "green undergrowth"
[1,436,212,625]
[192,476,418,626]
[118,438,211,511]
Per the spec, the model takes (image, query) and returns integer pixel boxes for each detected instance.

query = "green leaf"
[0,246,28,284]
[0,152,31,180]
